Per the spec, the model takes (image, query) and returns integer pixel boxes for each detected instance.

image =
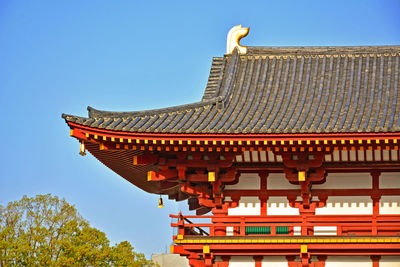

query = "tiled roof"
[63,45,400,134]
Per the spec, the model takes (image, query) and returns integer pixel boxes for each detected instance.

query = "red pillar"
[212,208,227,236]
[301,253,310,267]
[287,256,300,267]
[188,255,205,267]
[371,171,381,235]
[259,195,268,215]
[313,256,327,267]
[204,253,213,267]
[253,255,263,267]
[371,255,381,267]
[259,172,268,215]
[215,256,230,267]
[371,171,381,215]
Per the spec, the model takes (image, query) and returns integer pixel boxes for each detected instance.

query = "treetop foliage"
[0,194,156,266]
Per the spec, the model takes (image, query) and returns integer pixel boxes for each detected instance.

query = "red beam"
[173,243,400,255]
[68,122,400,140]
[224,188,400,197]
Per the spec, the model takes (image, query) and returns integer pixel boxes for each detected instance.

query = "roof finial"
[226,25,249,54]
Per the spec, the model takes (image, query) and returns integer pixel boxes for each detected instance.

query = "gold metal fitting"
[79,142,86,156]
[158,195,164,208]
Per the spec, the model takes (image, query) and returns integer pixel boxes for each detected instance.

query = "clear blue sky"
[1,0,399,258]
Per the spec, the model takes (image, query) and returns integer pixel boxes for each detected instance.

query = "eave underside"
[78,126,400,198]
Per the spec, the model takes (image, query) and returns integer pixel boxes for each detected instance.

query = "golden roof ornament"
[226,25,249,54]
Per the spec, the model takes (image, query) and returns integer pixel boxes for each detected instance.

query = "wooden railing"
[170,213,400,237]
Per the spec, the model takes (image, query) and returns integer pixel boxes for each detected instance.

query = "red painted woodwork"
[67,122,400,266]
[371,255,381,267]
[224,188,400,198]
[171,214,400,237]
[68,121,400,141]
[253,255,263,267]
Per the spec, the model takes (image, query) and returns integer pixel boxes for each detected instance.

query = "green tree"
[0,194,155,266]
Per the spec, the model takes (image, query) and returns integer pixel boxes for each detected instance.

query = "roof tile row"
[63,46,400,134]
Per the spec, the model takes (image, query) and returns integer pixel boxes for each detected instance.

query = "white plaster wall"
[379,172,400,189]
[267,173,300,190]
[228,197,260,216]
[293,226,301,235]
[228,256,254,267]
[267,197,299,215]
[315,196,373,215]
[333,150,340,161]
[226,226,234,236]
[313,173,372,189]
[325,256,371,267]
[391,149,399,161]
[261,256,288,267]
[225,173,260,190]
[381,256,400,267]
[380,196,400,215]
[314,226,337,235]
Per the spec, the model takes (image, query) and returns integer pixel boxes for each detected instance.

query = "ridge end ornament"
[226,25,249,54]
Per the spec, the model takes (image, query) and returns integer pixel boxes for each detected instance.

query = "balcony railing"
[170,214,400,237]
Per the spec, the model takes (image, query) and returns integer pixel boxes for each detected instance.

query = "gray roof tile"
[63,45,400,134]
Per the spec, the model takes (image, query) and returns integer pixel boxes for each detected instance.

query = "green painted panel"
[245,226,271,235]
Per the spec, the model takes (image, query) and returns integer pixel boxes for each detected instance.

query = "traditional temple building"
[63,26,400,266]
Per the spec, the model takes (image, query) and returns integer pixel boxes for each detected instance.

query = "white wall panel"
[315,196,372,215]
[325,256,371,267]
[357,150,364,161]
[261,256,288,267]
[383,150,390,161]
[293,226,301,236]
[228,197,260,215]
[380,196,400,215]
[366,150,373,161]
[333,150,340,161]
[375,150,381,161]
[228,256,254,267]
[381,256,400,267]
[267,173,300,190]
[391,150,398,161]
[225,173,260,190]
[313,173,372,189]
[379,172,400,189]
[267,197,299,215]
[314,226,337,235]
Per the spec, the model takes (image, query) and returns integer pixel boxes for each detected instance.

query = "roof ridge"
[201,57,225,101]
[246,45,400,56]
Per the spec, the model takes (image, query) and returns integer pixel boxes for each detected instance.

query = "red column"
[204,253,213,267]
[371,255,381,267]
[313,256,327,267]
[215,256,230,267]
[259,172,268,215]
[212,208,228,236]
[253,255,263,267]
[371,171,381,214]
[188,254,205,267]
[259,195,268,215]
[301,252,310,267]
[371,171,381,235]
[287,256,300,267]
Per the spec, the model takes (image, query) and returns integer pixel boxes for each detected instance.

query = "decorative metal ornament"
[79,142,86,156]
[158,195,164,208]
[226,25,249,54]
